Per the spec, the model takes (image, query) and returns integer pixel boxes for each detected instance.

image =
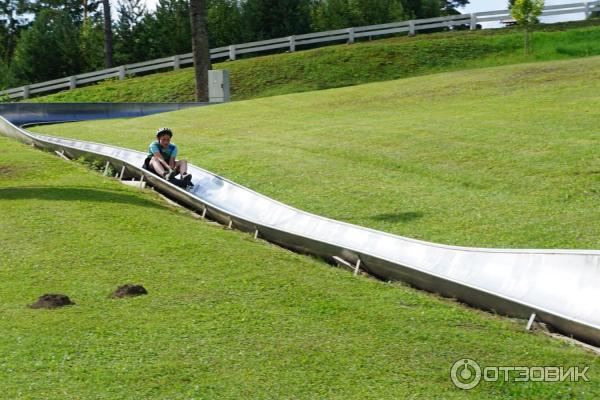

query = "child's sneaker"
[164,169,177,181]
[182,173,193,188]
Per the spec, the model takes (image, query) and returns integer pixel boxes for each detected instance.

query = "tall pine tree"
[241,0,311,41]
[207,0,243,47]
[311,0,405,31]
[11,9,82,83]
[150,0,192,56]
[113,0,153,64]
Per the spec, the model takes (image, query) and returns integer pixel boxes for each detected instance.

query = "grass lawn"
[32,56,600,251]
[23,20,600,103]
[1,125,600,399]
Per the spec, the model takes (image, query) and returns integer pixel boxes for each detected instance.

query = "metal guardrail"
[1,1,599,100]
[0,102,208,126]
[0,104,599,347]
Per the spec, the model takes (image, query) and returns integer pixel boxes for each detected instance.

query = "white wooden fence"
[2,1,599,100]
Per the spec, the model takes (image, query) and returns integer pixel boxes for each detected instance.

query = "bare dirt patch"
[29,294,75,309]
[111,284,148,298]
[0,165,15,175]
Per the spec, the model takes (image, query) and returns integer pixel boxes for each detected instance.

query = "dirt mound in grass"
[111,284,148,298]
[29,294,75,309]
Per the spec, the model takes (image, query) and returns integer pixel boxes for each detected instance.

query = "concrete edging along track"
[1,103,599,347]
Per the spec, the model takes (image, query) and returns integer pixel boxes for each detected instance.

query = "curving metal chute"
[1,103,599,347]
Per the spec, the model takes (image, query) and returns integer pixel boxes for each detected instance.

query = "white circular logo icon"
[451,358,482,390]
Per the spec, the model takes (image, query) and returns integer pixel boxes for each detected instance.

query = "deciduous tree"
[510,0,544,55]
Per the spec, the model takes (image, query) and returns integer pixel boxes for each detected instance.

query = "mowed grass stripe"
[1,135,599,398]
[34,56,600,251]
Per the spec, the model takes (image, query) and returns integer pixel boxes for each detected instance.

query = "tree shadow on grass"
[371,211,424,223]
[0,186,163,210]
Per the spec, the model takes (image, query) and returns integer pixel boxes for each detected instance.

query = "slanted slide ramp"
[1,104,599,347]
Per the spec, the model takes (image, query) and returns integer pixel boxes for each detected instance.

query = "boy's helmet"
[156,127,173,138]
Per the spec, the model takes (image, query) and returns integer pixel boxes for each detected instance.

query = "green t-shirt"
[148,141,178,160]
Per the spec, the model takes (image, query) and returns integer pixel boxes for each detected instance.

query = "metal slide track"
[1,104,599,347]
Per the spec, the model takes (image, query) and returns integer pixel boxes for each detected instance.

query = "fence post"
[470,13,477,30]
[173,55,181,70]
[584,2,591,19]
[229,45,236,61]
[118,65,126,80]
[347,27,355,44]
[22,85,29,100]
[409,20,416,36]
[289,35,296,52]
[69,76,77,90]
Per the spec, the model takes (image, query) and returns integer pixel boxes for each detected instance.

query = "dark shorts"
[143,157,157,174]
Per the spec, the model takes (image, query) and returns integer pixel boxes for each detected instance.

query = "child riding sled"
[143,127,193,189]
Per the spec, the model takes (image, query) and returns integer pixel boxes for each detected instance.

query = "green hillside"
[1,97,599,400]
[4,51,600,399]
[25,19,600,103]
[33,55,600,250]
